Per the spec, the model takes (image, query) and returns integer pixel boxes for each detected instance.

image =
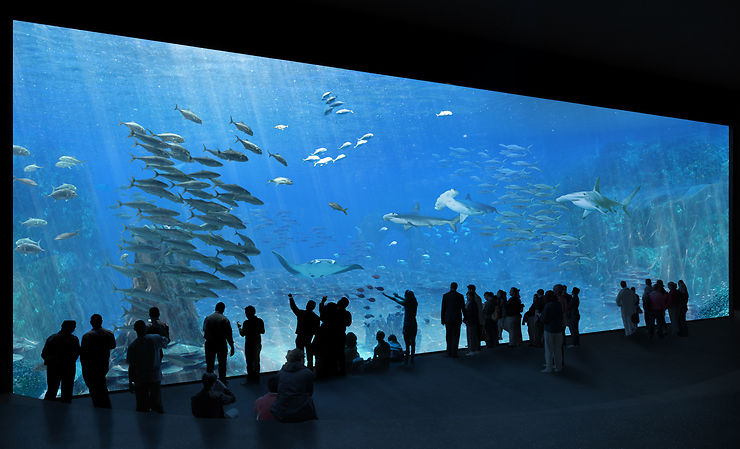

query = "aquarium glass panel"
[12,21,730,397]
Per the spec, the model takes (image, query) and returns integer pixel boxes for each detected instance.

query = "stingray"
[272,251,363,278]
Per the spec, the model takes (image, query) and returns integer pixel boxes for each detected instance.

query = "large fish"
[556,177,640,219]
[382,203,460,231]
[174,105,202,124]
[272,251,363,278]
[434,189,498,223]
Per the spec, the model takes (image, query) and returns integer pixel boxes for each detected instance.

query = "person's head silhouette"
[149,307,160,320]
[306,300,316,311]
[450,282,458,291]
[90,314,102,329]
[245,305,256,318]
[338,297,349,309]
[215,302,226,313]
[133,320,147,337]
[61,320,76,334]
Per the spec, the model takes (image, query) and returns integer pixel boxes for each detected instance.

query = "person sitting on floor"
[387,334,404,362]
[365,331,391,372]
[191,372,238,419]
[271,349,318,422]
[254,376,279,421]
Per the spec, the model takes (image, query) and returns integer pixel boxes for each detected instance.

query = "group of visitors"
[39,276,690,420]
[616,278,690,338]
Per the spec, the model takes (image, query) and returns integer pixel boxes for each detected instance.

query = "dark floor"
[2,316,739,449]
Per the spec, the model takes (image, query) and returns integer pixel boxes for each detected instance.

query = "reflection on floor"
[2,316,739,449]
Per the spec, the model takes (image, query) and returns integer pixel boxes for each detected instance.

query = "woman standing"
[505,287,524,347]
[381,290,418,364]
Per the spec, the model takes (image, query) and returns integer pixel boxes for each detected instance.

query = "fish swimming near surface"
[272,251,364,278]
[274,124,288,130]
[335,109,354,115]
[267,177,293,186]
[383,203,460,232]
[556,177,641,219]
[174,105,202,124]
[434,189,498,223]
[436,110,453,117]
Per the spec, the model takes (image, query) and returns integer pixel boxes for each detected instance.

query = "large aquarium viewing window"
[12,21,730,398]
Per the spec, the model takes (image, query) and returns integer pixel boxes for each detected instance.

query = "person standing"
[465,284,482,354]
[666,282,682,337]
[677,280,690,337]
[533,289,545,347]
[41,320,80,403]
[541,291,564,373]
[316,297,337,379]
[648,280,668,339]
[616,281,638,336]
[146,307,170,341]
[237,305,265,384]
[566,287,581,347]
[441,282,466,358]
[203,302,235,383]
[288,294,320,369]
[642,279,653,331]
[482,291,499,348]
[505,287,524,347]
[126,320,169,413]
[381,290,418,364]
[496,290,507,341]
[335,297,353,376]
[80,314,116,408]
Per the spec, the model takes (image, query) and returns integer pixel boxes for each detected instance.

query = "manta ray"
[556,177,640,219]
[272,251,363,278]
[434,189,498,223]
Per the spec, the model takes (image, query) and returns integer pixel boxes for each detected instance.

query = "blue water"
[12,21,730,397]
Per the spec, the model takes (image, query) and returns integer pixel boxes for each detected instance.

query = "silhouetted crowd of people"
[38,276,691,420]
[617,278,690,338]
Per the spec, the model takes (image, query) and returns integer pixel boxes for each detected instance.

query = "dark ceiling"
[10,1,740,124]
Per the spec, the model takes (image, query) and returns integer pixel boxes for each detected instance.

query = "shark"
[272,251,363,278]
[556,177,641,219]
[383,203,460,231]
[434,189,499,223]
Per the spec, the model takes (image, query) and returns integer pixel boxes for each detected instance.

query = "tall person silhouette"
[441,283,466,358]
[203,302,235,382]
[41,320,80,403]
[80,314,116,407]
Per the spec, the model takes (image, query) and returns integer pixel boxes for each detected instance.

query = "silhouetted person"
[335,297,353,376]
[465,284,482,354]
[666,282,682,337]
[80,314,116,408]
[617,281,638,336]
[482,291,499,348]
[381,290,418,364]
[642,279,653,330]
[505,287,524,347]
[648,280,668,339]
[496,290,507,341]
[288,294,320,369]
[388,335,404,362]
[541,291,563,373]
[677,280,689,337]
[146,307,170,341]
[127,320,169,412]
[271,349,318,422]
[365,331,391,371]
[567,287,581,347]
[41,320,80,403]
[344,332,363,373]
[254,376,279,421]
[237,305,265,383]
[533,289,545,347]
[316,297,337,379]
[191,372,237,419]
[631,286,642,326]
[441,282,466,357]
[523,294,538,346]
[203,302,235,382]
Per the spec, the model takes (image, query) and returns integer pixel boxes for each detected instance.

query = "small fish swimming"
[378,227,388,231]
[388,241,397,247]
[372,274,380,279]
[436,110,453,117]
[364,314,374,319]
[174,105,202,124]
[303,155,320,162]
[333,154,346,162]
[359,133,374,141]
[314,156,333,166]
[375,287,384,291]
[321,91,332,100]
[13,145,30,156]
[367,297,376,302]
[274,124,288,130]
[312,147,328,155]
[54,231,79,240]
[338,142,352,150]
[268,152,288,166]
[267,177,293,185]
[13,177,37,186]
[335,109,354,114]
[357,288,365,292]
[23,164,42,172]
[229,116,253,135]
[354,139,367,149]
[329,202,348,214]
[22,218,47,227]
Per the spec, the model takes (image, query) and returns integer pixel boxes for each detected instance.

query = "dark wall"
[6,3,737,393]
